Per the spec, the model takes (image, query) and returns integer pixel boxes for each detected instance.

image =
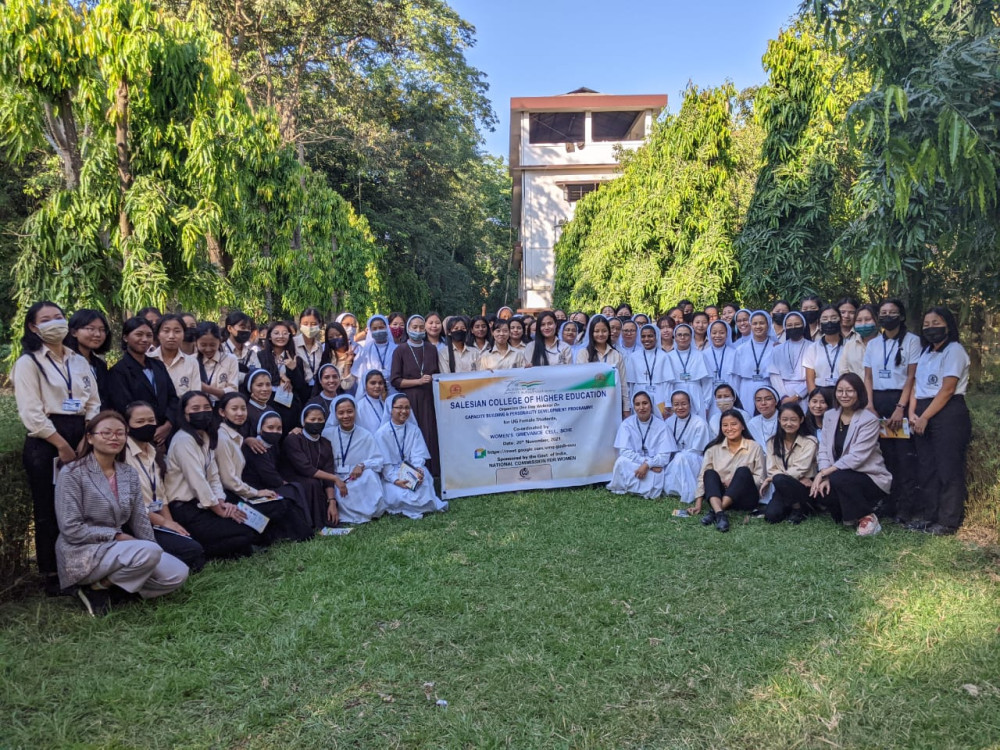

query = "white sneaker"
[856,514,882,536]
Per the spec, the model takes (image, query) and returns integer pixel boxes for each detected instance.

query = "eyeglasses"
[391,406,410,411]
[91,430,126,439]
[79,327,107,335]
[835,390,856,397]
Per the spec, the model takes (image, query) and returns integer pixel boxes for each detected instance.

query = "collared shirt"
[863,332,922,391]
[803,338,844,387]
[914,341,969,398]
[124,437,162,511]
[478,346,526,370]
[150,348,202,397]
[765,434,818,481]
[216,422,259,499]
[198,351,239,396]
[293,333,324,384]
[438,345,480,374]
[12,346,101,438]
[696,438,766,500]
[164,430,224,508]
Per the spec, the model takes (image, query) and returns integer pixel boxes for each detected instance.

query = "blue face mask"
[408,330,426,341]
[372,329,389,344]
[855,323,877,338]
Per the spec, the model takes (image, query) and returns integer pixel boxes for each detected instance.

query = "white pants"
[82,540,188,599]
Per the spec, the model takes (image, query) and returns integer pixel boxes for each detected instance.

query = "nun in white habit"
[665,323,712,417]
[607,390,678,499]
[733,310,776,411]
[375,393,448,519]
[350,314,398,396]
[625,324,674,417]
[321,394,386,525]
[661,389,713,505]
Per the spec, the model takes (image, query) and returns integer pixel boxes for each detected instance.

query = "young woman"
[695,410,766,532]
[804,305,845,396]
[691,311,710,351]
[733,311,775,411]
[353,370,391,435]
[812,373,891,535]
[320,395,386,524]
[626,324,672,418]
[657,315,675,353]
[841,304,879,377]
[306,363,346,415]
[438,315,480,374]
[665,324,710,418]
[223,311,259,386]
[281,405,340,528]
[577,315,627,417]
[56,411,188,615]
[607,391,677,499]
[837,296,860,342]
[66,309,113,410]
[805,387,833,435]
[608,316,623,349]
[13,301,103,593]
[387,312,407,346]
[907,307,972,535]
[527,311,572,367]
[257,320,310,407]
[390,314,441,477]
[707,382,751,436]
[616,303,633,319]
[336,312,362,347]
[732,309,752,346]
[553,309,568,323]
[678,300,695,323]
[164,391,259,559]
[705,305,720,323]
[138,307,162,328]
[375,393,449,518]
[863,298,921,522]
[179,313,199,356]
[702,320,736,388]
[293,308,325,387]
[559,321,581,352]
[508,316,528,351]
[747,386,780,448]
[351,314,397,392]
[601,305,617,318]
[721,303,738,327]
[661,389,712,505]
[244,368,298,436]
[618,319,640,355]
[761,404,818,524]
[480,319,527,370]
[151,314,202,397]
[195,322,238,403]
[770,300,791,341]
[108,317,178,445]
[124,402,205,572]
[320,321,356,395]
[769,311,810,405]
[425,311,446,352]
[800,295,823,340]
[469,315,493,355]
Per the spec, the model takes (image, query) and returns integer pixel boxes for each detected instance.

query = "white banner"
[433,363,622,499]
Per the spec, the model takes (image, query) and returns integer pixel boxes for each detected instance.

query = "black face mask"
[188,412,214,431]
[304,421,325,436]
[802,310,820,325]
[223,418,243,431]
[820,321,841,336]
[772,312,786,325]
[923,326,949,344]
[260,431,282,445]
[879,315,901,332]
[234,330,252,345]
[184,327,199,343]
[682,312,694,324]
[331,337,346,350]
[129,424,157,443]
[450,330,468,343]
[785,326,805,342]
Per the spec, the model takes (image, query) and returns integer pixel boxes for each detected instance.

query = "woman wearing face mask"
[223,311,260,387]
[335,312,362,348]
[527,311,572,367]
[769,311,810,405]
[707,382,750,436]
[804,305,845,397]
[841,304,879,377]
[66,309,113,410]
[179,313,199,356]
[732,308,752,346]
[387,312,407,346]
[439,315,480,373]
[906,307,971,535]
[805,387,833,435]
[666,324,711,418]
[607,391,677,499]
[124,402,205,572]
[761,403,818,525]
[108,318,178,446]
[391,314,441,477]
[293,308,325,387]
[657,315,675,353]
[165,391,259,559]
[811,373,890,535]
[799,295,823,339]
[375,393,449,518]
[626,324,673,418]
[481,320,527,371]
[696,410,766,532]
[578,315,627,417]
[662,389,712,506]
[863,299,921,523]
[733,311,775,412]
[195,322,239,403]
[678,300,695,324]
[282,404,342,528]
[319,321,357,395]
[351,314,398,392]
[151,314,202,398]
[320,395,386,525]
[13,301,103,594]
[770,300,791,342]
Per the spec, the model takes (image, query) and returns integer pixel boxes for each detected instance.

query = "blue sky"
[448,0,804,158]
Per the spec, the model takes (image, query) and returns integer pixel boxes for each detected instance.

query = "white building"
[509,88,668,310]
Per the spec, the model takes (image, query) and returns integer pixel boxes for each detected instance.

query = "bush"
[966,394,1000,532]
[0,448,32,602]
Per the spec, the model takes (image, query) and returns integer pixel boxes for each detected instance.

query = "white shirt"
[914,341,969,398]
[863,332,922,391]
[769,340,809,399]
[803,338,844,387]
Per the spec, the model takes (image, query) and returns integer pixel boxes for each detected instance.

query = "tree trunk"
[41,90,83,190]
[116,76,133,241]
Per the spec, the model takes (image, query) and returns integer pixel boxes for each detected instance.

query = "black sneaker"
[749,507,764,518]
[788,511,806,525]
[76,587,112,617]
[905,519,931,531]
[925,523,957,536]
[715,512,730,533]
[700,510,717,526]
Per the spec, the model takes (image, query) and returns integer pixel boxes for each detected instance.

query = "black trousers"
[872,389,918,517]
[153,528,206,573]
[225,491,313,544]
[169,500,258,560]
[23,414,86,576]
[703,467,759,510]
[913,396,971,529]
[826,469,885,524]
[765,474,817,523]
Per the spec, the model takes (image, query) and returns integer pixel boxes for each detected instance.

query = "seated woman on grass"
[695,410,766,532]
[661,389,712,505]
[761,403,818,524]
[607,391,677,500]
[320,395,386,524]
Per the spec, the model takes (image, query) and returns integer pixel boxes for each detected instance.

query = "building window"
[529,112,585,144]
[564,183,600,203]
[592,111,646,142]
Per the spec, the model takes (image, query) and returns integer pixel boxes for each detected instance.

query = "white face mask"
[300,324,321,339]
[37,319,69,344]
[716,396,735,411]
[344,325,357,339]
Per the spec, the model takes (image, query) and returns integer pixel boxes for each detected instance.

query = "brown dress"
[390,342,441,477]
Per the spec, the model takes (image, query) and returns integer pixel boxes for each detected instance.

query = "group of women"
[12,294,971,614]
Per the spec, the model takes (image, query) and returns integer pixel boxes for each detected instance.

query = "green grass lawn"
[1,489,998,749]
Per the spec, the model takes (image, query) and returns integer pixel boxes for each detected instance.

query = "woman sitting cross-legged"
[374,393,449,518]
[695,409,766,532]
[607,390,678,499]
[320,395,386,524]
[56,411,188,616]
[761,403,819,524]
[811,372,891,536]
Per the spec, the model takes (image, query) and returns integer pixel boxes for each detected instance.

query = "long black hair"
[175,390,218,449]
[20,301,64,353]
[770,402,814,464]
[510,315,531,344]
[121,316,154,353]
[919,305,960,351]
[321,321,350,365]
[878,298,909,366]
[585,315,615,362]
[804,386,834,434]
[470,314,493,349]
[66,308,111,356]
[445,315,470,373]
[705,409,754,449]
[531,311,559,367]
[713,382,745,412]
[818,305,844,345]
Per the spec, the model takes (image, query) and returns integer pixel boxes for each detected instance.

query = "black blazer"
[108,352,179,426]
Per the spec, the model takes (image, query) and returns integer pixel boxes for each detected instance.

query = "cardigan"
[817,408,892,493]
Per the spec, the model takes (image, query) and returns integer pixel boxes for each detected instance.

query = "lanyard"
[882,336,899,370]
[642,348,657,383]
[672,416,691,448]
[750,339,770,375]
[781,440,796,471]
[390,423,407,462]
[374,343,389,370]
[45,353,73,395]
[638,418,653,455]
[135,457,158,503]
[409,343,425,377]
[785,340,806,374]
[365,396,384,422]
[305,346,319,377]
[200,357,217,385]
[675,347,693,375]
[336,428,355,468]
[824,341,842,376]
[710,347,727,378]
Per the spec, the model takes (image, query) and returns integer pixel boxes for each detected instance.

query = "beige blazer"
[817,408,892,493]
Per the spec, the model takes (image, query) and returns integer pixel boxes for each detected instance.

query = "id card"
[752,374,768,382]
[272,387,294,407]
[680,372,691,381]
[878,369,892,379]
[62,398,82,412]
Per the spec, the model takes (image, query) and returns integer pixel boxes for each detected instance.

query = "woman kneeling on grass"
[607,391,677,500]
[56,411,188,616]
[696,410,766,532]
